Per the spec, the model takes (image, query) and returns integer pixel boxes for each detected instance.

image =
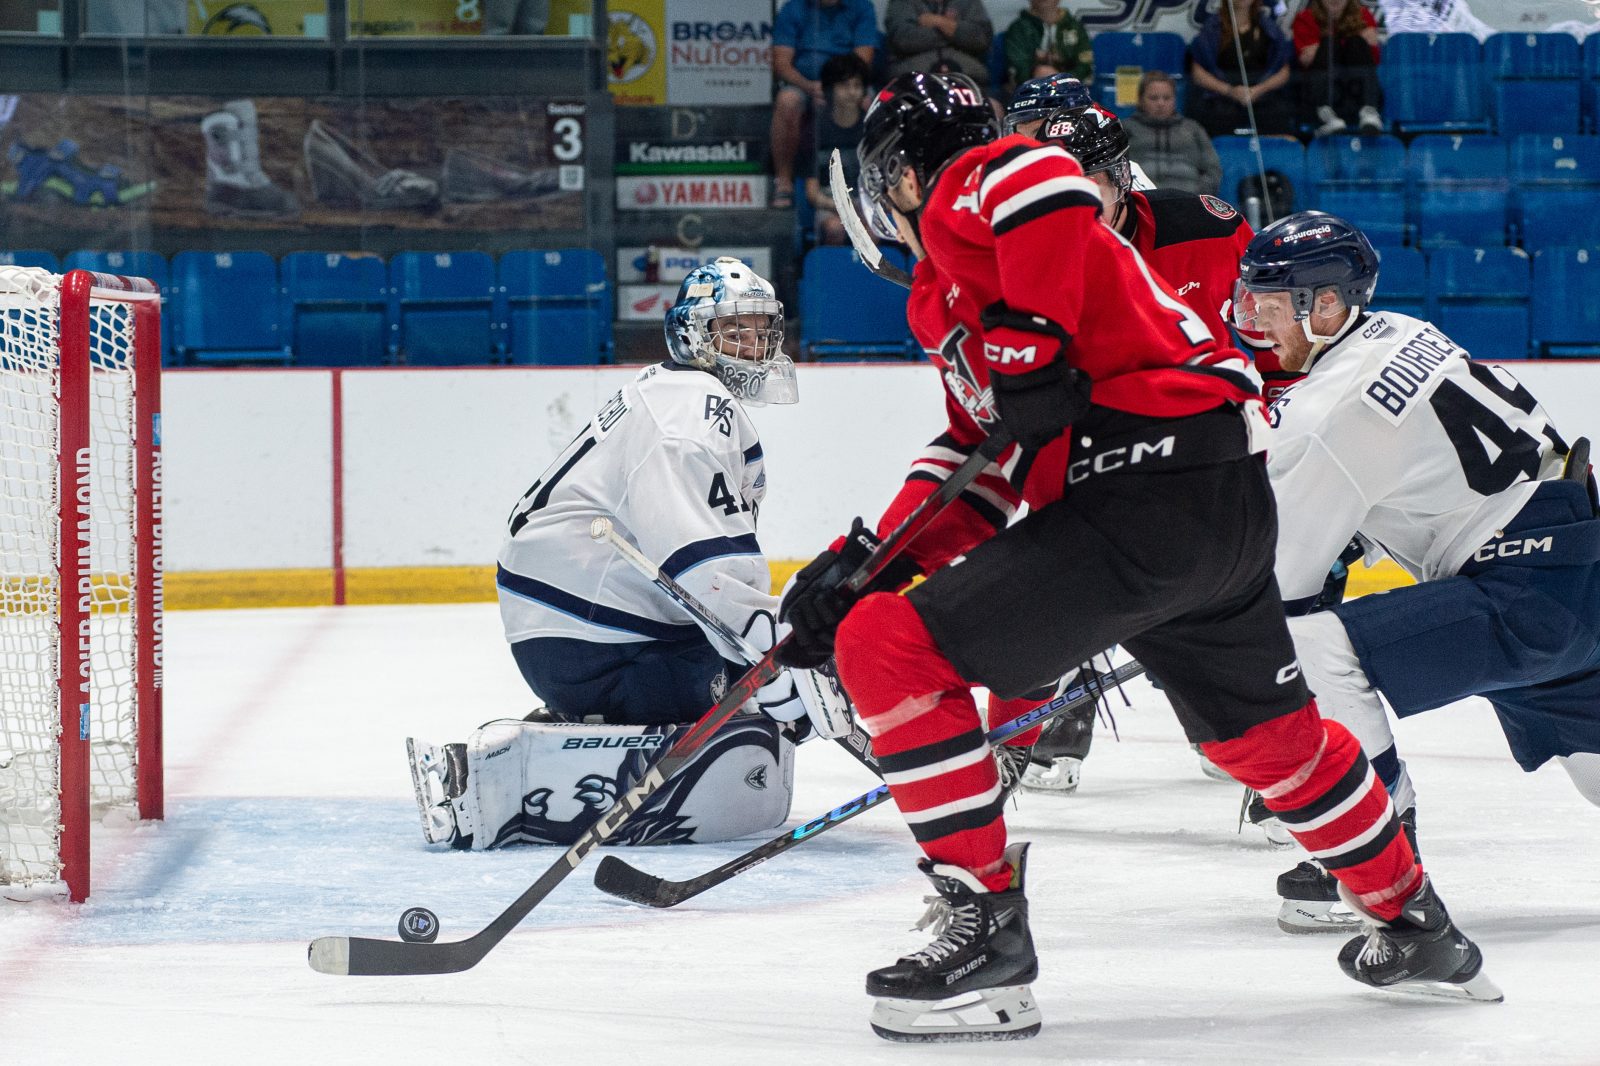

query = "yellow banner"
[606,0,667,106]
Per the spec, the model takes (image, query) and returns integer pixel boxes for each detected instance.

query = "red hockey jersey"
[870,138,1262,573]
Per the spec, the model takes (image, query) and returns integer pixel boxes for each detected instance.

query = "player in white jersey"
[406,258,845,851]
[1235,213,1600,970]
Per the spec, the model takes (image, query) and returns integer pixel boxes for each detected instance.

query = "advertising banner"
[665,0,773,106]
[616,245,772,283]
[617,284,681,320]
[615,174,766,209]
[0,94,586,243]
[607,0,669,106]
[617,138,763,174]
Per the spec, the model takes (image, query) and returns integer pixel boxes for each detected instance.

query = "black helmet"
[1235,210,1380,322]
[1038,104,1133,207]
[857,72,998,240]
[1003,74,1093,134]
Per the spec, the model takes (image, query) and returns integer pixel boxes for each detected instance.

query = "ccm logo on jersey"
[1066,436,1175,484]
[984,341,1037,365]
[1474,535,1553,562]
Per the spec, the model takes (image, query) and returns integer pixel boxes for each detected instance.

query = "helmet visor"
[858,162,903,243]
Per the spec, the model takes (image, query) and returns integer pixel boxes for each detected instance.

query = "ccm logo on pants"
[1473,536,1553,563]
[1067,436,1176,485]
[1276,660,1302,685]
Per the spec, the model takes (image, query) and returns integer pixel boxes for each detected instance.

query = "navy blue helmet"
[1003,74,1094,134]
[1234,211,1380,323]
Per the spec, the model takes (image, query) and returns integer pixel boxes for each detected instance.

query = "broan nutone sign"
[666,0,771,105]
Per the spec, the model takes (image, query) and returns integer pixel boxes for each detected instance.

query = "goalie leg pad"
[454,715,795,850]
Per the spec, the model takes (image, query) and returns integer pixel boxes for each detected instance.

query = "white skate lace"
[907,896,982,965]
[1355,924,1397,969]
[995,746,1029,794]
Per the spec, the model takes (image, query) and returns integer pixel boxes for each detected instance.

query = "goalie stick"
[306,432,1009,977]
[828,148,913,291]
[590,515,880,771]
[593,658,1147,908]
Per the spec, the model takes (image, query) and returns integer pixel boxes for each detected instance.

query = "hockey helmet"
[664,257,796,405]
[1003,74,1094,135]
[857,72,998,241]
[1038,104,1133,203]
[1232,211,1379,329]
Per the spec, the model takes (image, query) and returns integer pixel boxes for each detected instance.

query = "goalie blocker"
[408,712,795,850]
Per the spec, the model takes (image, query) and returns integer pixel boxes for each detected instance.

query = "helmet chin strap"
[1296,301,1361,364]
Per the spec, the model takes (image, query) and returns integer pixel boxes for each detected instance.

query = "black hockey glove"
[980,301,1091,452]
[776,517,921,670]
[1310,537,1366,613]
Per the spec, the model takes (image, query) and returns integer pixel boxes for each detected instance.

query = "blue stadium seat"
[1531,246,1600,356]
[1307,135,1408,245]
[1510,134,1600,248]
[1089,32,1187,116]
[500,248,612,365]
[281,252,389,367]
[388,250,497,365]
[799,246,912,360]
[170,251,288,364]
[1585,34,1600,133]
[1484,33,1582,135]
[65,250,173,365]
[1213,136,1308,223]
[0,249,60,270]
[1380,33,1489,134]
[1406,135,1509,247]
[1373,245,1427,319]
[1427,246,1531,360]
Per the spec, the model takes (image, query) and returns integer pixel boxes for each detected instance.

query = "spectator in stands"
[1124,70,1223,195]
[771,0,880,209]
[485,0,550,35]
[805,53,872,245]
[1003,0,1092,93]
[1293,0,1383,135]
[1187,0,1296,138]
[884,0,994,82]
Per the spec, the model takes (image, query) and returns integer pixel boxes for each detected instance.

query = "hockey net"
[0,266,163,902]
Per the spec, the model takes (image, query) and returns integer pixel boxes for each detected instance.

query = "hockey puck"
[398,906,440,943]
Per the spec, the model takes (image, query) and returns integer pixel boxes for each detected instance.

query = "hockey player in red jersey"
[775,72,1497,1041]
[1017,103,1305,795]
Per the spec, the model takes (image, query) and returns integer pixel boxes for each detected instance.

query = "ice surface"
[3,604,1598,1065]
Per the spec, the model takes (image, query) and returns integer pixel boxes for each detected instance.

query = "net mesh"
[0,266,142,889]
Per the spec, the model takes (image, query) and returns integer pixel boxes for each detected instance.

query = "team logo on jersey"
[704,395,735,436]
[1199,195,1237,220]
[934,325,998,427]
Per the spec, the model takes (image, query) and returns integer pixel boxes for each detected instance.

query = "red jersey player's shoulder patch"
[1199,194,1238,220]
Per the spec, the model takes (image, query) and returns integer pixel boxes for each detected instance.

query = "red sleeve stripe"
[990,176,1102,236]
[978,144,1074,208]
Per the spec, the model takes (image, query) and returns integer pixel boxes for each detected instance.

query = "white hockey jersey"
[1268,311,1567,609]
[497,361,776,660]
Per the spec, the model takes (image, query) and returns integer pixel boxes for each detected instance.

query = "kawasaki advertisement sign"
[619,139,762,175]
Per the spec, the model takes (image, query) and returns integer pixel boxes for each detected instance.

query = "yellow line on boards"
[159,559,1416,611]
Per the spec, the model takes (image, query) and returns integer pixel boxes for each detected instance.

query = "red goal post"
[0,266,164,903]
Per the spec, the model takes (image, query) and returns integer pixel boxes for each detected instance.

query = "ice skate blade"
[1021,757,1081,796]
[869,985,1041,1042]
[1360,968,1504,1004]
[1278,899,1362,935]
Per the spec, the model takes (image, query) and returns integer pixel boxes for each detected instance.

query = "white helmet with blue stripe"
[664,257,796,405]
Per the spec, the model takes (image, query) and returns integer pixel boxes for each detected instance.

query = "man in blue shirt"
[770,0,878,207]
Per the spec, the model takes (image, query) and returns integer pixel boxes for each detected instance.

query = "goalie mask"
[665,257,797,405]
[1231,211,1379,332]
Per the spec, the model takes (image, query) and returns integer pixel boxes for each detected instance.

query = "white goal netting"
[0,265,150,894]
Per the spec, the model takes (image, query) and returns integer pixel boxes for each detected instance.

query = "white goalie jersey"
[497,361,777,659]
[1267,311,1567,608]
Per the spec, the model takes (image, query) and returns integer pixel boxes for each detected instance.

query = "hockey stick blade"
[309,439,1004,975]
[593,659,1147,908]
[829,149,913,291]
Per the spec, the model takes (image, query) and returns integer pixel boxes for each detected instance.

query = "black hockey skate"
[1277,809,1418,934]
[1336,876,1502,1002]
[867,842,1041,1042]
[1020,702,1095,796]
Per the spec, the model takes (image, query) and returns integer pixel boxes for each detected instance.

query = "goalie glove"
[752,659,855,740]
[980,301,1092,452]
[774,517,921,670]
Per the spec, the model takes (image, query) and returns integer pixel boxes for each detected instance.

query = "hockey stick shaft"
[593,659,1147,908]
[307,438,1002,976]
[828,148,914,291]
[592,515,882,773]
